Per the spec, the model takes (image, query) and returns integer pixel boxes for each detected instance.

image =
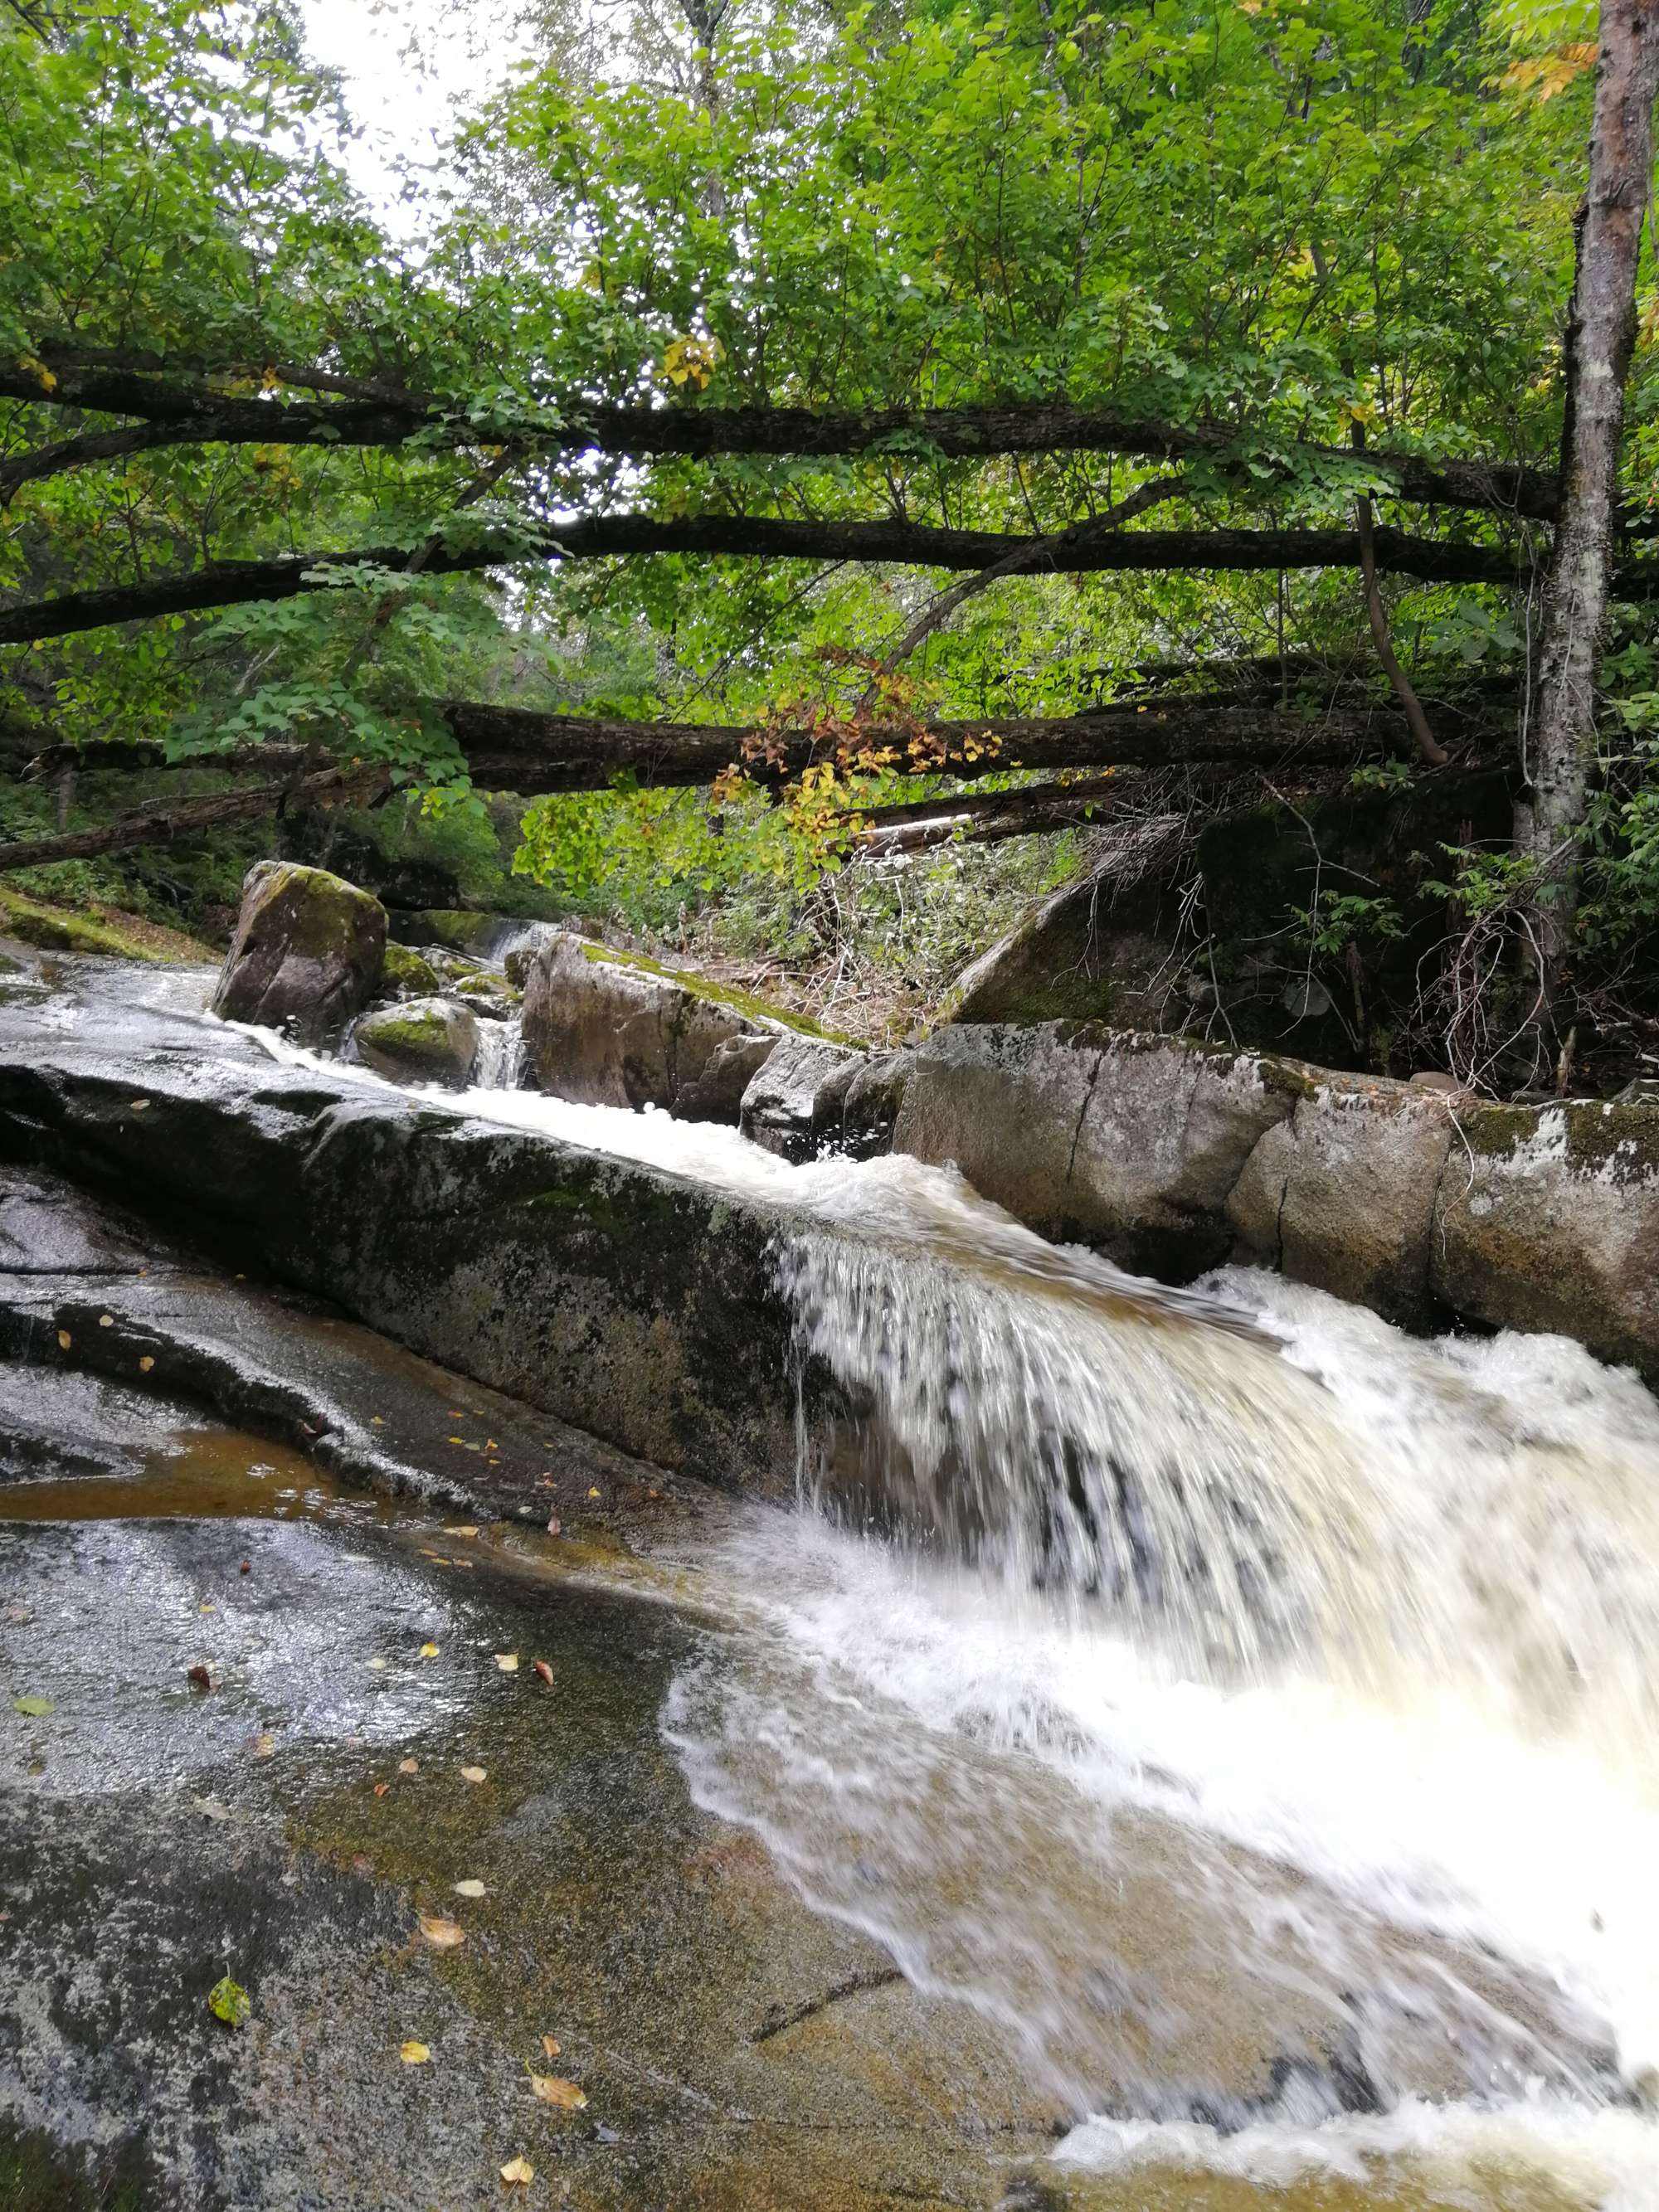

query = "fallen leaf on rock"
[239,1559,251,1576]
[453,1879,486,1898]
[397,1757,418,1775]
[5,1605,32,1626]
[56,1330,71,1350]
[485,1438,499,1451]
[186,1664,212,1691]
[98,1314,113,1329]
[208,1975,250,2027]
[494,1653,518,1673]
[539,1475,554,1488]
[447,1436,466,1446]
[416,1913,465,1950]
[546,1516,561,1538]
[418,1642,440,1660]
[139,1355,154,1373]
[371,1415,386,1427]
[532,1660,553,1689]
[192,1795,231,1822]
[443,1525,479,1540]
[199,1601,216,1613]
[12,1694,52,1718]
[373,1782,390,1798]
[499,2157,534,2186]
[540,2035,561,2059]
[459,1765,487,1785]
[368,1657,387,1672]
[586,1488,601,1501]
[399,2039,431,2064]
[528,2073,586,2111]
[251,1733,276,1760]
[130,1099,149,1112]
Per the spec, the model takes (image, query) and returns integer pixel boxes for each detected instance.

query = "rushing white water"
[226,1009,1659,2204]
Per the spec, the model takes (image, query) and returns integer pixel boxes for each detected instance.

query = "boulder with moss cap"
[353,997,479,1088]
[210,862,386,1042]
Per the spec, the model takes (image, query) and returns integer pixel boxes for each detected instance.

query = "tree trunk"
[1520,0,1659,1043]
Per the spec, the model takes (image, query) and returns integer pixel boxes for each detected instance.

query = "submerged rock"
[353,997,479,1088]
[210,861,386,1042]
[520,932,781,1121]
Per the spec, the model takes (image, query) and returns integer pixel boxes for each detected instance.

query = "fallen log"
[0,519,1569,649]
[0,761,389,873]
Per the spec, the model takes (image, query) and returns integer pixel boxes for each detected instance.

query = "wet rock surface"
[0,955,830,1491]
[210,863,387,1043]
[739,1037,865,1162]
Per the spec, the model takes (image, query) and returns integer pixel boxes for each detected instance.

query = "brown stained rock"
[1226,1073,1456,1321]
[894,1023,1295,1276]
[520,932,777,1123]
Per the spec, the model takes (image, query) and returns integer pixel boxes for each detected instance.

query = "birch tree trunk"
[1520,0,1659,1053]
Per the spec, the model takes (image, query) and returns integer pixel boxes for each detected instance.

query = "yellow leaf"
[371,1415,385,1427]
[500,2157,535,2185]
[400,2039,431,2064]
[398,1757,418,1775]
[369,1657,388,1672]
[139,1355,154,1373]
[528,2073,587,2110]
[419,1642,440,1660]
[494,1653,518,1673]
[98,1313,113,1328]
[454,1878,487,1898]
[252,1733,276,1759]
[541,2035,561,2059]
[443,1525,479,1539]
[586,1487,601,1500]
[416,1912,465,1949]
[56,1330,71,1350]
[460,1764,487,1784]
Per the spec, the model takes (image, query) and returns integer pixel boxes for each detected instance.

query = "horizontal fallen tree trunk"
[849,775,1133,856]
[2,355,1561,521]
[448,698,1500,793]
[0,761,389,873]
[0,518,1569,649]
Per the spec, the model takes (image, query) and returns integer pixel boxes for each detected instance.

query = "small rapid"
[227,1011,1659,2205]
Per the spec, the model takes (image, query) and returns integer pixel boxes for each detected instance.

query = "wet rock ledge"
[0,967,829,1494]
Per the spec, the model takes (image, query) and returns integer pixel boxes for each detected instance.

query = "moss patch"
[578,942,858,1045]
[379,941,440,998]
[0,886,217,965]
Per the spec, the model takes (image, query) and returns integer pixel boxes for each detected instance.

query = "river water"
[234,1012,1659,2205]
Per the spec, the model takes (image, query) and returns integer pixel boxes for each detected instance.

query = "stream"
[224,994,1659,2208]
[5,957,1659,2205]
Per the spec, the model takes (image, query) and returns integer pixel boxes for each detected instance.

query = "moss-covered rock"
[353,996,479,1088]
[452,969,519,1017]
[209,862,386,1043]
[0,887,216,966]
[386,908,504,956]
[375,941,441,1000]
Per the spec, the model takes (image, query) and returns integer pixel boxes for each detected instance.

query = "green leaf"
[208,1976,251,2028]
[12,1694,54,1718]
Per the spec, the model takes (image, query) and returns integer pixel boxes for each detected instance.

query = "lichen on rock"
[210,862,386,1043]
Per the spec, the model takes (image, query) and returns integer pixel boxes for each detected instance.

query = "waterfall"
[231,1025,1659,2194]
[469,1015,523,1091]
